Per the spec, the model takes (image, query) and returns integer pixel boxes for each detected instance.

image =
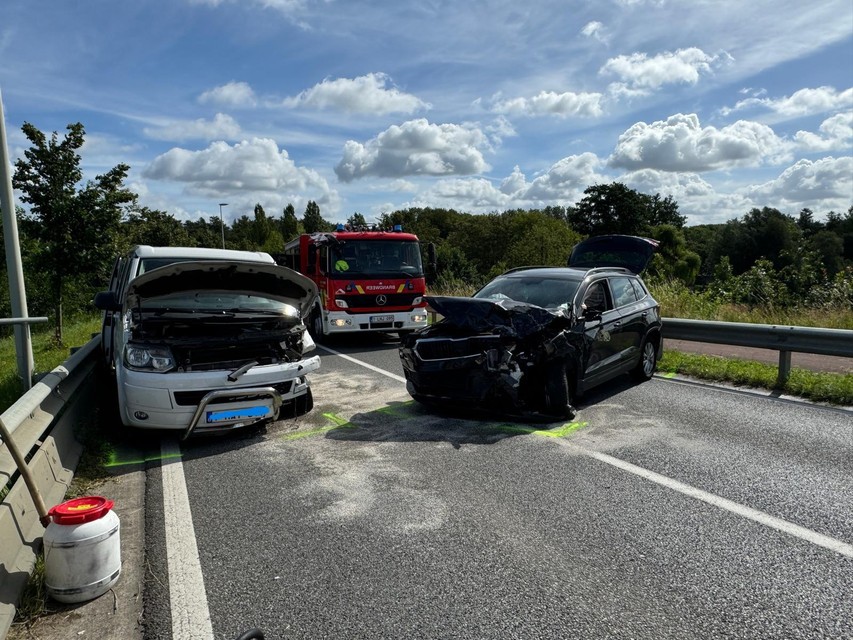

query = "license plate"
[206,406,269,423]
[370,315,394,323]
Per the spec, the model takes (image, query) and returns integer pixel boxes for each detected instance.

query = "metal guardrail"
[0,337,99,639]
[661,317,853,384]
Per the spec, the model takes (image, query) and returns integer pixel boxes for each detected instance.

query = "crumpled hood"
[426,296,571,339]
[125,260,318,318]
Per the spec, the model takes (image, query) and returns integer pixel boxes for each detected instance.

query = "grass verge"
[658,351,853,406]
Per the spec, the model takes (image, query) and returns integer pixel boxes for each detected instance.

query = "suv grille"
[414,336,503,361]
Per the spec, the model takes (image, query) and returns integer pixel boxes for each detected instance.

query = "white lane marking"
[316,348,853,557]
[161,440,215,639]
[318,344,408,383]
[573,444,853,559]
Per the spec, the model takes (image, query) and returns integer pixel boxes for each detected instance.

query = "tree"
[13,122,135,343]
[123,205,190,248]
[569,183,684,236]
[280,203,298,241]
[347,212,368,228]
[302,200,332,233]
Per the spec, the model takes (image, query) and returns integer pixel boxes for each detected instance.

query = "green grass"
[658,351,853,406]
[0,316,101,414]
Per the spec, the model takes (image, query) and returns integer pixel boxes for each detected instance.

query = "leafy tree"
[302,200,332,233]
[280,203,298,241]
[13,122,135,342]
[569,183,684,237]
[183,217,221,248]
[347,212,368,228]
[648,225,701,285]
[123,205,191,248]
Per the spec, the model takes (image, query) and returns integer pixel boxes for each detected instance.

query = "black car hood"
[568,235,659,274]
[426,296,571,339]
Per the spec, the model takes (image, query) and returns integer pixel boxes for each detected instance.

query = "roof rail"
[584,266,633,275]
[501,265,550,275]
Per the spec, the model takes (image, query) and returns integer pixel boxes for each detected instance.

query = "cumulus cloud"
[609,113,791,172]
[794,112,853,152]
[198,81,258,108]
[284,73,429,115]
[414,153,607,212]
[488,90,604,118]
[722,86,853,118]
[334,119,491,182]
[747,156,853,208]
[143,113,241,142]
[143,138,337,206]
[601,48,727,95]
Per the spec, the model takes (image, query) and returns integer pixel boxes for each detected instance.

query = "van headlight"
[125,344,176,372]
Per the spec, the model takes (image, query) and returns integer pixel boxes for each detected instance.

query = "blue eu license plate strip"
[206,406,269,423]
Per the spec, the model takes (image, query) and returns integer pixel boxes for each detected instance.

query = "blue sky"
[2,0,851,227]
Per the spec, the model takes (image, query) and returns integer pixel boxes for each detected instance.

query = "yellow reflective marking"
[356,285,365,294]
[397,284,405,293]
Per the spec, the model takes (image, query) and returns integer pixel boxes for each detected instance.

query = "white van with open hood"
[95,247,320,438]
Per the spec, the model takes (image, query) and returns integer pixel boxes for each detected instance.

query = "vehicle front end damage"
[116,261,321,437]
[399,296,581,419]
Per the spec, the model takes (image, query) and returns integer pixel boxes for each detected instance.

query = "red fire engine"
[279,225,433,339]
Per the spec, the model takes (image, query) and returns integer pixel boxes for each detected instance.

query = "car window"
[582,281,611,313]
[629,278,648,300]
[474,275,580,310]
[610,276,639,307]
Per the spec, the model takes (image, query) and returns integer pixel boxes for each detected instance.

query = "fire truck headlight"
[331,318,352,327]
[335,299,349,309]
[411,312,427,323]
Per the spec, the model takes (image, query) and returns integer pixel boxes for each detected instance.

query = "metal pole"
[219,202,228,249]
[0,85,35,391]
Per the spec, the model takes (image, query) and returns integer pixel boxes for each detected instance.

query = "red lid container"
[48,496,115,525]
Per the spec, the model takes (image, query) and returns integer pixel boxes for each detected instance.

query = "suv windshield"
[474,275,581,310]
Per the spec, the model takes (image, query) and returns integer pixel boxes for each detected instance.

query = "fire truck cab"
[279,225,430,339]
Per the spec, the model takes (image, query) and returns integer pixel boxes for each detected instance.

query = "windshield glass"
[330,240,424,277]
[140,291,299,317]
[474,275,581,311]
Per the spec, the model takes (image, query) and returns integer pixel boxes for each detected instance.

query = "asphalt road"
[135,334,852,640]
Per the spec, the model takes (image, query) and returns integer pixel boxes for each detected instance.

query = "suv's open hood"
[568,235,659,274]
[125,260,318,318]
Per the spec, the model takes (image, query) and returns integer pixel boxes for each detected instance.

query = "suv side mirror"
[581,304,602,322]
[93,290,121,312]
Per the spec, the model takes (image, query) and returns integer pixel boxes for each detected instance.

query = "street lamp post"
[218,203,228,249]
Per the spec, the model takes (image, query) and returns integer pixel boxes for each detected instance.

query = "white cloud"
[794,112,853,152]
[143,113,242,142]
[747,156,853,210]
[488,90,604,118]
[334,119,491,182]
[284,73,429,115]
[580,21,608,44]
[142,138,337,207]
[722,86,853,118]
[609,113,792,172]
[198,82,258,108]
[600,48,726,95]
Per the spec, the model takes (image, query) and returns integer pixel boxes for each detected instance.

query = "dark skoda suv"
[398,235,662,419]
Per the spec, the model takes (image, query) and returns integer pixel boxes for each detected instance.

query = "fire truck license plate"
[370,315,394,323]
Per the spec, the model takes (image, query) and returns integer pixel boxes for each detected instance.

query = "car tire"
[310,308,325,343]
[543,362,574,419]
[632,337,658,381]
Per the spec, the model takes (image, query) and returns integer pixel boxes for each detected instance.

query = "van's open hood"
[568,235,659,274]
[125,260,318,318]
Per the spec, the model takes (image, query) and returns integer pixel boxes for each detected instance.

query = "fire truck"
[278,225,434,339]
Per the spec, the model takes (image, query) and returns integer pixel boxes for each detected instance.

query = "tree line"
[1,122,851,341]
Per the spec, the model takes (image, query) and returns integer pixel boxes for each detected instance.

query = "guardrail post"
[777,350,792,387]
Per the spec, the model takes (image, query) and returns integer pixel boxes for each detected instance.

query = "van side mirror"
[93,291,121,312]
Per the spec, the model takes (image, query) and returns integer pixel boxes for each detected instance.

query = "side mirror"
[93,291,121,312]
[581,304,602,322]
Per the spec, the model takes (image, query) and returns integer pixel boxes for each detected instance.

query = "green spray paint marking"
[105,451,183,468]
[493,421,588,438]
[375,402,416,418]
[663,372,677,378]
[280,412,356,441]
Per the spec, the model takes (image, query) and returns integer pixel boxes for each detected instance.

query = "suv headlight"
[125,344,176,372]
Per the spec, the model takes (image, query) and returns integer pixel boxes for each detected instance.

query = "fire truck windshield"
[330,240,424,278]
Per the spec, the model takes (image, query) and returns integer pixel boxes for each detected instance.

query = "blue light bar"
[336,223,345,231]
[393,224,403,232]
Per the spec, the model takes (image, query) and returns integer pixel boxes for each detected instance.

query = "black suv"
[398,235,662,419]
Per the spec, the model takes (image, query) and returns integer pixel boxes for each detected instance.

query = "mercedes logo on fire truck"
[376,295,387,306]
